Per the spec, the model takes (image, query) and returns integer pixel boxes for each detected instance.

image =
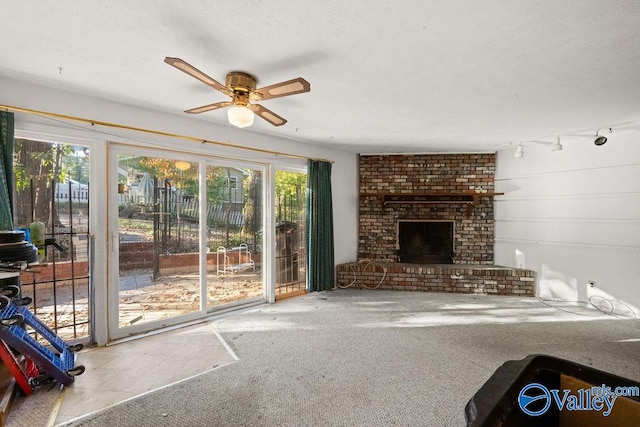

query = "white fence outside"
[117,194,244,227]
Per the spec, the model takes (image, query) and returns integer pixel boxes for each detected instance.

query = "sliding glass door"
[108,144,266,339]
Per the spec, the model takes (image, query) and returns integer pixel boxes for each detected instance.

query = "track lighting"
[509,124,620,158]
[512,138,561,157]
[562,126,620,146]
[514,144,524,158]
[594,128,611,146]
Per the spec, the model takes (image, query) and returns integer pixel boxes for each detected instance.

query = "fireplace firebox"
[397,220,454,264]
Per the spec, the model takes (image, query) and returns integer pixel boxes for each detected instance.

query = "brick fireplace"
[358,153,496,262]
[335,153,535,295]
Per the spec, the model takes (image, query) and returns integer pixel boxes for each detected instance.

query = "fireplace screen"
[397,220,454,264]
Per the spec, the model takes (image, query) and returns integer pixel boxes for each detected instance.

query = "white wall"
[1,76,359,343]
[1,75,358,261]
[495,130,640,315]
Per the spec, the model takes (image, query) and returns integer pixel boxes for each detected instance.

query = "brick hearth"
[336,262,535,295]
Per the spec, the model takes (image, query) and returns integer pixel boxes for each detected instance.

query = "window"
[227,176,237,189]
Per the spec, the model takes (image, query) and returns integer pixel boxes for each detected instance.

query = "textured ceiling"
[1,1,640,153]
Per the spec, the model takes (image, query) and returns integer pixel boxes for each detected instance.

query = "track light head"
[514,143,524,158]
[594,128,611,146]
[551,136,563,151]
[594,135,607,146]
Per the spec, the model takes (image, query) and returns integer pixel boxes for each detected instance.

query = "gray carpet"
[6,382,62,427]
[58,289,640,426]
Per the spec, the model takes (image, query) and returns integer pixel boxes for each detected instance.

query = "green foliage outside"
[13,139,89,227]
[275,170,306,223]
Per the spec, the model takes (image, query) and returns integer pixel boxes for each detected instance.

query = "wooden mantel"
[360,192,504,216]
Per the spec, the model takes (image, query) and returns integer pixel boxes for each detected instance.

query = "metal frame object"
[0,297,84,386]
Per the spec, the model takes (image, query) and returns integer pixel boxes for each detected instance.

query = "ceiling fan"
[164,57,310,128]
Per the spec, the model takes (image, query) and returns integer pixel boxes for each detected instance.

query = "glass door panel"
[274,170,307,299]
[205,164,263,308]
[13,138,91,342]
[115,152,202,330]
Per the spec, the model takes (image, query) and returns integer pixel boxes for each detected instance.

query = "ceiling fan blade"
[250,104,287,126]
[164,57,230,95]
[254,77,310,100]
[185,101,232,114]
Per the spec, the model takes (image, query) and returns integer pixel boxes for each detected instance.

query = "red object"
[24,357,39,378]
[0,340,32,395]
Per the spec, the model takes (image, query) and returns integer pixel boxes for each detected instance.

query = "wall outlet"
[588,280,596,288]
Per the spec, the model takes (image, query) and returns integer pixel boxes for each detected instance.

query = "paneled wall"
[494,130,640,312]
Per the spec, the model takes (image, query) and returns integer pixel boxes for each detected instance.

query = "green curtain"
[0,112,14,230]
[306,159,335,292]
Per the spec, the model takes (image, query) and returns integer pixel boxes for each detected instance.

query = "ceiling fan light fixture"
[165,57,310,127]
[227,105,255,128]
[175,160,191,171]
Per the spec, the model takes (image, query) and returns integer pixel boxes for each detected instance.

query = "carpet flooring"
[58,289,640,426]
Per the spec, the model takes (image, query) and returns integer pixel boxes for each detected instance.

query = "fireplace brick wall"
[358,153,496,264]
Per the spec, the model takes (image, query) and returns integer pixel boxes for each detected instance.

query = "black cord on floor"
[538,296,639,319]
